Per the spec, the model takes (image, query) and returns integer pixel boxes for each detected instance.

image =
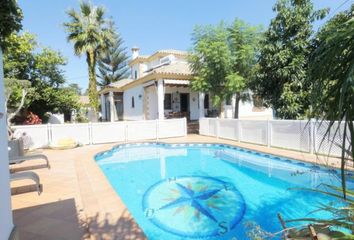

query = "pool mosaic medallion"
[142,176,246,238]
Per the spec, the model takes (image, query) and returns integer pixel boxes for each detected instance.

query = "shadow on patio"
[13,198,146,239]
[88,209,146,240]
[13,198,89,240]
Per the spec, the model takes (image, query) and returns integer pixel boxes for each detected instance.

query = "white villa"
[99,48,273,122]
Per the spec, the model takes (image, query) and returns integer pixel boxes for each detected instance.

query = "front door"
[180,93,189,112]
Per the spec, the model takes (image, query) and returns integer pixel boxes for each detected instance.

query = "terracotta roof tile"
[152,61,192,75]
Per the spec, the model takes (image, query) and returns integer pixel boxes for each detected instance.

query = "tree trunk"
[234,93,240,119]
[219,101,225,118]
[87,50,98,113]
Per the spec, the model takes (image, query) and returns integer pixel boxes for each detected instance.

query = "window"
[204,94,209,109]
[164,93,172,110]
[131,96,135,108]
[134,70,138,79]
[253,95,263,108]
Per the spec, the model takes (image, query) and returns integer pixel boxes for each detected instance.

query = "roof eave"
[98,86,124,94]
[121,72,193,91]
[128,51,189,66]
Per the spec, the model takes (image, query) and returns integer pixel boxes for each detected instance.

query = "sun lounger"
[8,139,50,169]
[9,154,50,169]
[10,171,42,195]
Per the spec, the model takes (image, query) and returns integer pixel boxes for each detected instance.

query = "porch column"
[109,91,115,122]
[199,92,205,118]
[157,80,164,120]
[100,94,106,121]
[0,48,14,238]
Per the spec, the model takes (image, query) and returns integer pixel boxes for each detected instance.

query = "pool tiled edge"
[11,134,351,240]
[81,135,353,239]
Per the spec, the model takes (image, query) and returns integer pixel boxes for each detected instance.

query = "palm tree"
[97,24,129,87]
[64,1,113,111]
[309,6,354,198]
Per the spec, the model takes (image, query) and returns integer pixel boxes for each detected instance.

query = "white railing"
[199,118,350,157]
[12,118,187,148]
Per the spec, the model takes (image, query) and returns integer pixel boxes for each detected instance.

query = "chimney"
[131,46,140,60]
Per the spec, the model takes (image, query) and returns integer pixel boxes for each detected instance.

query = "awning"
[164,79,190,85]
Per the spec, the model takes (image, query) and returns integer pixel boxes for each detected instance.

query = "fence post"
[156,120,159,140]
[47,123,52,145]
[125,121,128,143]
[267,120,271,148]
[88,122,92,145]
[310,119,315,154]
[183,117,187,136]
[238,119,241,142]
[216,117,219,139]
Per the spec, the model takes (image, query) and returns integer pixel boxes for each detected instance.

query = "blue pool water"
[95,143,353,239]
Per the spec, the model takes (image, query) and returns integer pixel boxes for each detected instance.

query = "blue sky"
[18,0,352,91]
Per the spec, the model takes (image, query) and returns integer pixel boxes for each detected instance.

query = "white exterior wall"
[0,49,14,239]
[221,100,272,119]
[121,84,272,121]
[140,63,148,77]
[238,101,273,120]
[123,85,144,120]
[132,63,148,78]
[131,63,147,79]
[145,85,158,120]
[224,104,234,118]
[190,92,199,120]
[131,64,139,79]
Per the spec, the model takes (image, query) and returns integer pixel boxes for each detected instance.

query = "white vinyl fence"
[12,118,187,148]
[200,118,350,157]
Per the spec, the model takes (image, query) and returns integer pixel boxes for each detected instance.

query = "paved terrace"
[10,134,352,240]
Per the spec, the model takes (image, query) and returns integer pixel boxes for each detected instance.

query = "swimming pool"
[95,143,353,239]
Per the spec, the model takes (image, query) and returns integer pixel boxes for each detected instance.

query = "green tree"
[2,32,80,121]
[0,0,24,138]
[28,48,79,118]
[32,48,66,87]
[189,20,260,118]
[2,32,36,80]
[0,0,23,48]
[4,78,32,132]
[308,5,354,197]
[97,24,129,87]
[251,0,327,119]
[282,7,354,237]
[64,1,114,111]
[29,86,80,119]
[189,23,232,115]
[227,19,262,118]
